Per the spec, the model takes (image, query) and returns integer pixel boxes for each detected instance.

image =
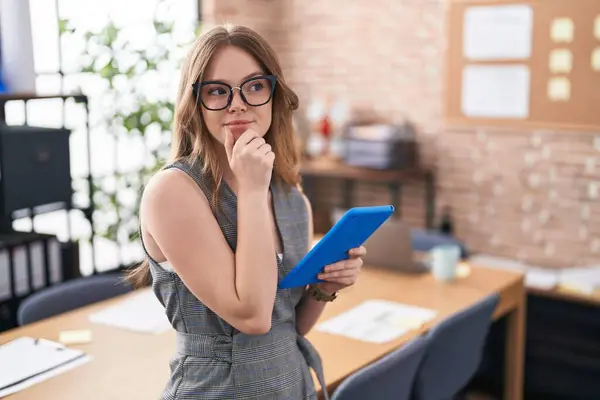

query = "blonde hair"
[127,25,302,287]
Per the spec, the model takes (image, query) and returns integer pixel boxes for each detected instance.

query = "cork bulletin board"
[445,0,600,131]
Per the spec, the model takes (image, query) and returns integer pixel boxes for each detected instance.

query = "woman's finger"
[319,276,357,286]
[318,269,359,280]
[349,246,367,257]
[323,258,362,273]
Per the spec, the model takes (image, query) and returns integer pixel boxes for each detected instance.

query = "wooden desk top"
[300,158,429,182]
[0,265,523,400]
[465,256,600,307]
[308,263,523,392]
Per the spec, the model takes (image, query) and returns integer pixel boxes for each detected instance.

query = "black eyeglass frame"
[191,74,277,111]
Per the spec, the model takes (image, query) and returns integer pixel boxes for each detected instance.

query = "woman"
[129,24,366,400]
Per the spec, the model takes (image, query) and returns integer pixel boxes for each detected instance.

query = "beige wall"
[202,0,600,268]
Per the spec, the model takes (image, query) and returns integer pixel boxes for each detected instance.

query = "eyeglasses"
[192,74,277,111]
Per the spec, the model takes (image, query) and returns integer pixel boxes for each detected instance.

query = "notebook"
[0,337,90,397]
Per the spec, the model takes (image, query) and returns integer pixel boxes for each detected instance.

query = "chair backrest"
[412,293,500,400]
[17,273,133,325]
[331,335,428,400]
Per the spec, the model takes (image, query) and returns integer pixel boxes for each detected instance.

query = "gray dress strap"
[141,159,329,400]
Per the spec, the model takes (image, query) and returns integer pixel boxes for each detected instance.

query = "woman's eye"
[249,82,264,92]
[208,87,227,96]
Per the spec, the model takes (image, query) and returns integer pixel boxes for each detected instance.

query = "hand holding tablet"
[278,205,395,289]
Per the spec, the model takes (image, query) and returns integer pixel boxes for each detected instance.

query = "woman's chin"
[228,124,252,138]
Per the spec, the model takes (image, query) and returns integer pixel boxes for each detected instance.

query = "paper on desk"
[0,337,91,398]
[316,299,437,344]
[468,254,558,290]
[559,266,600,294]
[524,267,559,290]
[89,290,172,334]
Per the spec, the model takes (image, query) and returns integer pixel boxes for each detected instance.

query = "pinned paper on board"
[551,18,574,43]
[549,49,573,73]
[463,4,533,60]
[592,47,600,72]
[547,77,571,101]
[595,15,600,40]
[461,65,530,119]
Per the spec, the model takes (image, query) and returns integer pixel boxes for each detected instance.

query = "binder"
[0,337,90,397]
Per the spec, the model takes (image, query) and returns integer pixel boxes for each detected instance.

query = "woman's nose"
[228,88,247,112]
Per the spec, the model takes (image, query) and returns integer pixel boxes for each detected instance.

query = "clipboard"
[0,337,89,396]
[278,205,395,289]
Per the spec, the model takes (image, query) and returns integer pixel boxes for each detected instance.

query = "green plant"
[59,2,199,261]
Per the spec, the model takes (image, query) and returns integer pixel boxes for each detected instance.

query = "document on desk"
[316,300,438,344]
[0,337,91,397]
[469,254,558,290]
[89,289,172,334]
[559,265,600,294]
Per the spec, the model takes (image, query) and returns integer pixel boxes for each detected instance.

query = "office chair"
[17,273,133,325]
[411,293,500,400]
[331,335,428,400]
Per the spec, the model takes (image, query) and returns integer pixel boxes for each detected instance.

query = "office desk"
[0,265,525,400]
[528,285,600,307]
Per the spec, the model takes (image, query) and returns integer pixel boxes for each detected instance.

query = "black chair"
[331,335,428,400]
[412,293,500,400]
[17,273,133,325]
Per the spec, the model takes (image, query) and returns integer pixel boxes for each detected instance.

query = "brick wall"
[439,127,600,268]
[202,0,600,268]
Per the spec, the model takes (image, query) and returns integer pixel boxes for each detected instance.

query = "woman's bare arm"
[142,168,277,335]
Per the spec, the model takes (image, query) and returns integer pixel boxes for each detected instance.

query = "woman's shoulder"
[141,166,208,212]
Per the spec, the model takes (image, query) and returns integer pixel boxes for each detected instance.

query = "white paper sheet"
[525,268,559,290]
[89,289,172,334]
[559,266,600,294]
[316,300,437,344]
[463,4,533,60]
[0,337,91,398]
[462,65,530,119]
[468,254,559,290]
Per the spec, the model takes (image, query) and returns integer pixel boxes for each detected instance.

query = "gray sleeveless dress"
[140,160,329,400]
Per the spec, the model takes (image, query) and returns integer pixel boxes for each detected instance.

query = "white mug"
[428,244,461,282]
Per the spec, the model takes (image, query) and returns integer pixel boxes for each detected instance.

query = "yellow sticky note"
[549,49,573,73]
[58,329,92,345]
[391,316,426,330]
[551,18,574,43]
[547,77,571,101]
[592,47,600,71]
[456,263,471,278]
[595,15,600,40]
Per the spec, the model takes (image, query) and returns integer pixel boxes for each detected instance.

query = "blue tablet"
[278,205,395,289]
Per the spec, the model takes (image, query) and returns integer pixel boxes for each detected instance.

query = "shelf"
[300,158,430,182]
[0,92,87,103]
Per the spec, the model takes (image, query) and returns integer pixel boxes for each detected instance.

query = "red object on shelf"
[319,115,331,138]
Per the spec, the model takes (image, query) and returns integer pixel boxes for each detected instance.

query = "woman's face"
[200,45,273,146]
